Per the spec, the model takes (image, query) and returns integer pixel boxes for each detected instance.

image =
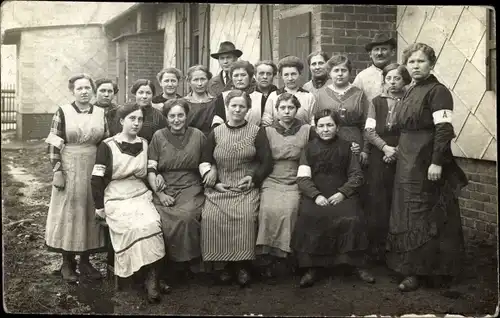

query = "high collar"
[413,74,438,86]
[225,120,248,129]
[316,134,339,144]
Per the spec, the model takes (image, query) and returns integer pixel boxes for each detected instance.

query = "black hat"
[365,33,397,51]
[210,41,243,59]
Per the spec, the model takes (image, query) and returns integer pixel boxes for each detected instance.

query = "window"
[486,8,496,93]
[190,4,200,65]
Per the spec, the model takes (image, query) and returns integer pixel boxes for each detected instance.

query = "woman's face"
[281,66,300,90]
[161,72,179,95]
[384,69,406,94]
[232,68,250,90]
[226,96,249,123]
[135,85,153,107]
[96,83,114,105]
[276,99,298,124]
[406,50,433,82]
[120,109,143,136]
[329,63,351,88]
[189,70,209,95]
[166,105,187,133]
[315,116,338,141]
[72,78,93,104]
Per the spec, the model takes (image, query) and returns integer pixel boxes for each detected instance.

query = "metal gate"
[1,84,16,131]
[278,12,312,88]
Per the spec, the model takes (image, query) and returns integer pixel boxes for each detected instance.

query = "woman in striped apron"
[199,89,273,287]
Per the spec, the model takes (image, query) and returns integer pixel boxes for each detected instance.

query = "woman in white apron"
[45,74,108,283]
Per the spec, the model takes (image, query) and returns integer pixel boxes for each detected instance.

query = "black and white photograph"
[1,2,498,316]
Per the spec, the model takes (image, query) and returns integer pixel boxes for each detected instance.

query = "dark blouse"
[152,93,182,104]
[395,74,455,166]
[138,105,168,143]
[297,135,364,200]
[201,121,274,187]
[95,102,121,137]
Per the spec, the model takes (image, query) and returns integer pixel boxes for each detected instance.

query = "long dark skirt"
[291,195,369,268]
[364,146,397,261]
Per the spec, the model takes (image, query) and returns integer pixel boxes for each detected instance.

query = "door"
[260,4,274,61]
[278,12,312,88]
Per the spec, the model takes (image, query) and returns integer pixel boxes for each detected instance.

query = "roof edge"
[103,3,143,28]
[2,23,103,45]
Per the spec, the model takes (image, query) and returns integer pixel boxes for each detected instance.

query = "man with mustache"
[353,34,397,103]
[302,51,332,99]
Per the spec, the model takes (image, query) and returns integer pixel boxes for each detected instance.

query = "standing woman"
[91,103,166,303]
[256,93,311,278]
[152,67,183,110]
[386,43,467,292]
[131,79,168,144]
[148,99,209,279]
[183,65,216,135]
[94,78,121,136]
[199,89,273,287]
[45,74,107,282]
[315,55,371,166]
[363,63,411,263]
[212,60,264,127]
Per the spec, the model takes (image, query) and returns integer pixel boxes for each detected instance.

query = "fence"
[1,84,16,131]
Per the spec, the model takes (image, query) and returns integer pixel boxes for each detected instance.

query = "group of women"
[44,42,467,303]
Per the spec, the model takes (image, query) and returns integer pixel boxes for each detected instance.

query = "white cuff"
[199,162,212,176]
[45,133,65,149]
[92,164,106,177]
[364,118,376,129]
[95,208,105,219]
[433,109,453,124]
[297,165,312,178]
[148,160,158,170]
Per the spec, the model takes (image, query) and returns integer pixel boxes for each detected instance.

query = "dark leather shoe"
[398,275,419,292]
[356,269,376,284]
[218,270,233,285]
[60,263,78,283]
[159,280,171,294]
[299,269,316,288]
[79,262,103,280]
[237,268,251,287]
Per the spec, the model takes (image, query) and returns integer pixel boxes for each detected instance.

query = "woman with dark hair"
[94,78,121,136]
[386,43,467,292]
[256,92,312,278]
[45,73,107,283]
[199,89,273,287]
[262,56,317,127]
[183,64,216,135]
[91,103,166,303]
[363,63,411,263]
[291,108,375,288]
[152,67,183,108]
[148,98,211,281]
[303,51,332,98]
[130,79,168,144]
[212,60,264,127]
[315,54,371,166]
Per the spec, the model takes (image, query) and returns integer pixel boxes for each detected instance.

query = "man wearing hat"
[352,33,397,102]
[207,41,243,97]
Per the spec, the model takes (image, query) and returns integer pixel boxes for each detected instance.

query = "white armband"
[92,164,106,177]
[432,109,453,124]
[95,208,105,219]
[212,115,224,127]
[147,160,158,170]
[364,118,376,129]
[297,165,312,178]
[45,133,65,149]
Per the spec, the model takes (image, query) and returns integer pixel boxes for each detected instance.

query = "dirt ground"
[1,137,499,316]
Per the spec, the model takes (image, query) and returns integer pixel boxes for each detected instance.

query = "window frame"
[486,7,496,93]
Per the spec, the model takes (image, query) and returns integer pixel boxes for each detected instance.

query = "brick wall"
[125,31,164,102]
[456,158,498,244]
[319,4,397,77]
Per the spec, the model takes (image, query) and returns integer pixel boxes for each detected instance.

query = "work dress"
[199,121,273,269]
[386,75,467,276]
[91,134,165,278]
[183,94,216,136]
[148,127,206,263]
[45,103,107,253]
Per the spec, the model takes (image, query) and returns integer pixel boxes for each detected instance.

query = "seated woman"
[256,93,312,278]
[148,99,209,281]
[291,109,375,288]
[91,103,166,303]
[199,89,273,287]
